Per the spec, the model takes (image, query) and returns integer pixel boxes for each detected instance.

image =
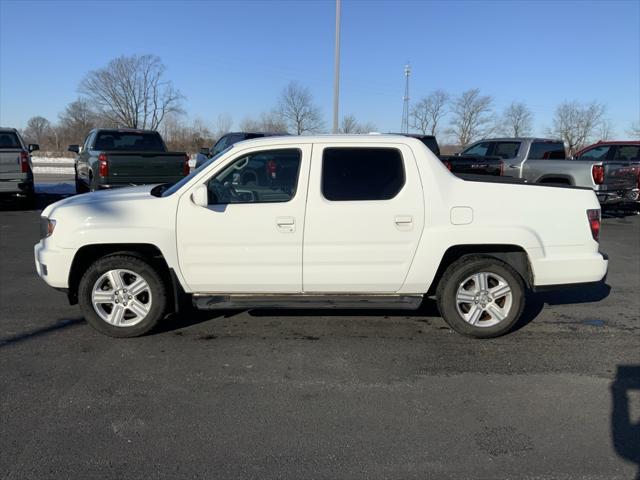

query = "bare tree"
[447,89,494,147]
[548,101,606,155]
[277,81,324,135]
[58,99,99,140]
[500,101,533,137]
[597,119,614,141]
[79,54,183,130]
[339,114,376,134]
[23,116,51,145]
[240,110,288,132]
[626,122,640,139]
[214,113,233,139]
[410,89,449,135]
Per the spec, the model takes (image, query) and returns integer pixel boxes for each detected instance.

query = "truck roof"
[221,134,429,149]
[476,137,563,143]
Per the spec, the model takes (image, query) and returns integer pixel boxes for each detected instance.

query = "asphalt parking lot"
[1,175,639,479]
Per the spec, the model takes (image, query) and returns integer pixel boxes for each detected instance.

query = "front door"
[176,144,311,293]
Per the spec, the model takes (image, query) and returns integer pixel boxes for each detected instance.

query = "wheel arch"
[426,244,533,296]
[67,243,184,311]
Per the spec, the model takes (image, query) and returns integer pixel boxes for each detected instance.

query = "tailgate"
[604,161,638,190]
[105,152,185,179]
[0,150,21,175]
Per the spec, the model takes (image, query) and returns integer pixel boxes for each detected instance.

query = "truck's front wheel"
[78,255,167,337]
[436,256,525,338]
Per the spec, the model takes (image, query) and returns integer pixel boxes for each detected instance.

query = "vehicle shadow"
[611,365,640,479]
[158,282,611,336]
[0,318,84,348]
[0,193,73,212]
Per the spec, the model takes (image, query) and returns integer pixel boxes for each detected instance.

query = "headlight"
[40,217,56,238]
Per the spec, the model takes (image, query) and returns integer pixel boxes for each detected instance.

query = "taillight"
[183,154,190,176]
[98,153,109,177]
[20,151,29,173]
[443,160,452,171]
[592,164,604,185]
[587,209,600,242]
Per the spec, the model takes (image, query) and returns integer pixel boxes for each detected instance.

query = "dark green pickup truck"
[70,129,189,193]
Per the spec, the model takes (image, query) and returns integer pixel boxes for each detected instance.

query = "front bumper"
[34,241,74,289]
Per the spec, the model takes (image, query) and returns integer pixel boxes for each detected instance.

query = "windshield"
[159,146,232,197]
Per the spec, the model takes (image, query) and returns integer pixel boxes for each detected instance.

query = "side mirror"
[68,144,80,153]
[199,147,210,156]
[28,144,39,153]
[191,184,209,208]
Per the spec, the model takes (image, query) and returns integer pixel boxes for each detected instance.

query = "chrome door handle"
[276,216,295,233]
[394,216,413,225]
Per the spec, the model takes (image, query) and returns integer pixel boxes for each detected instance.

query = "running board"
[192,294,424,310]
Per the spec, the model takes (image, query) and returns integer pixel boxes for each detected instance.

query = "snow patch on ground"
[32,157,74,165]
[33,166,74,174]
[35,183,76,195]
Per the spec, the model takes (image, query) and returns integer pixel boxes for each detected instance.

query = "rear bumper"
[34,241,74,289]
[532,251,608,287]
[0,177,33,195]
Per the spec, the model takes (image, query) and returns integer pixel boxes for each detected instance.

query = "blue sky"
[1,0,639,138]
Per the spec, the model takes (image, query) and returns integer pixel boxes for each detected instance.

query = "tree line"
[18,54,640,156]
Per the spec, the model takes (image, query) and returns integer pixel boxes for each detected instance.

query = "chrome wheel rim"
[91,269,152,327]
[455,272,513,328]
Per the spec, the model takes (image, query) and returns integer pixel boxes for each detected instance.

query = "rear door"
[302,143,424,293]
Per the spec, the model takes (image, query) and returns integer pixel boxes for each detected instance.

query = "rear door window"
[528,142,566,160]
[613,145,640,161]
[0,132,22,149]
[462,142,492,156]
[492,142,520,159]
[321,147,405,201]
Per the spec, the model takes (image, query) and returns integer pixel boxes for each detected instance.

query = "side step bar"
[192,294,424,310]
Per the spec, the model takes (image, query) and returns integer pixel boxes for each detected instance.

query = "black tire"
[436,255,525,339]
[78,254,167,338]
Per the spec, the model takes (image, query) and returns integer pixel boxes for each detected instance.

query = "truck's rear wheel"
[436,256,525,338]
[78,255,167,337]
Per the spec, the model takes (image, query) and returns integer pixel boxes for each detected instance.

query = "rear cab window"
[528,142,566,160]
[0,131,23,149]
[321,147,405,201]
[94,131,166,152]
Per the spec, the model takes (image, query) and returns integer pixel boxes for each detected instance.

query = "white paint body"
[35,135,608,297]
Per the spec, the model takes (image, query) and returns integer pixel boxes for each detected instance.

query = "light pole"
[332,0,341,134]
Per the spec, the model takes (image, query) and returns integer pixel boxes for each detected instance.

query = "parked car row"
[409,134,639,206]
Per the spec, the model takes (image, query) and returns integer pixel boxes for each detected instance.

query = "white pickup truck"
[34,135,608,339]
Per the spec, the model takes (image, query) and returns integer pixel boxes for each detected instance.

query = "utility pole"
[332,0,341,134]
[401,63,411,133]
